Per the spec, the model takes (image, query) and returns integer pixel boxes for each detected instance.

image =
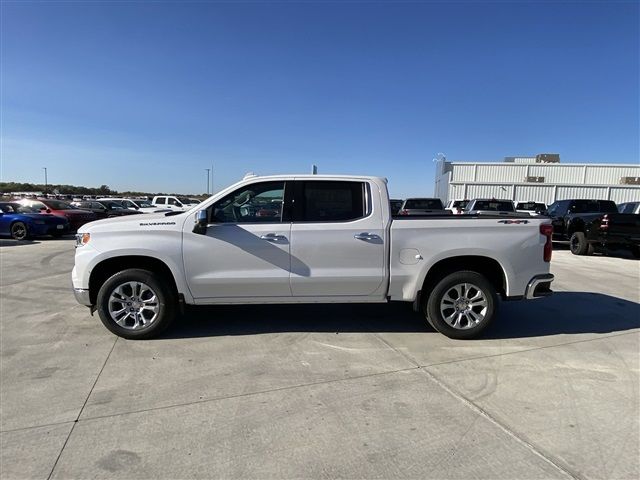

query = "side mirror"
[46,209,51,213]
[193,210,208,234]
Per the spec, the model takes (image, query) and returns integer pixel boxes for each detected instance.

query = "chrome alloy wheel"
[107,281,160,330]
[439,283,488,330]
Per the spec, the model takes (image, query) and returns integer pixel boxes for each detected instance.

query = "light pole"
[43,167,48,195]
[205,168,210,195]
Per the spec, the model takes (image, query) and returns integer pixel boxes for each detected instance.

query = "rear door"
[289,180,385,297]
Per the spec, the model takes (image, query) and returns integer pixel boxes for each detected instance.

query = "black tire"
[569,231,589,255]
[10,222,29,240]
[96,268,176,340]
[424,271,498,340]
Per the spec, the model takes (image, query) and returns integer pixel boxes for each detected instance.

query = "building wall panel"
[584,166,640,185]
[513,185,555,204]
[529,165,584,184]
[556,186,608,200]
[465,183,513,200]
[450,164,476,182]
[608,187,640,203]
[476,164,527,183]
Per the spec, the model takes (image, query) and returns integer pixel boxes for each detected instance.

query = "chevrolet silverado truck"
[72,175,554,340]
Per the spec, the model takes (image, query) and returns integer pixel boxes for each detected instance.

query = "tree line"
[0,182,203,198]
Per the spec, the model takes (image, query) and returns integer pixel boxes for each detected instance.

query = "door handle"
[260,233,287,242]
[354,232,380,241]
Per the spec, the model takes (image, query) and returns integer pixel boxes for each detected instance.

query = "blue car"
[0,202,69,240]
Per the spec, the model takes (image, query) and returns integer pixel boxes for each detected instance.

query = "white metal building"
[434,156,640,205]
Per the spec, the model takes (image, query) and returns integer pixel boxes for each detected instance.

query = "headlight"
[75,232,90,247]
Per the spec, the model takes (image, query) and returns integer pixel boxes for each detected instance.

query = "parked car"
[98,198,169,214]
[73,174,554,341]
[618,202,640,214]
[0,202,69,240]
[74,200,143,219]
[397,198,451,216]
[464,199,521,216]
[151,195,199,212]
[515,202,547,216]
[17,198,97,232]
[390,199,404,216]
[546,199,639,257]
[445,199,469,215]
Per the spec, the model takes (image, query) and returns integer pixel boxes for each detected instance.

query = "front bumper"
[525,274,554,300]
[73,288,92,307]
[29,222,68,236]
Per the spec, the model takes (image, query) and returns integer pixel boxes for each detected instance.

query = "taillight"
[540,224,553,262]
[600,214,609,230]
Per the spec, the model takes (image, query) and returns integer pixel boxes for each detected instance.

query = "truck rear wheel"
[96,268,176,339]
[424,271,498,340]
[570,232,590,255]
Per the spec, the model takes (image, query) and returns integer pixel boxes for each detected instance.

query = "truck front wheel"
[96,268,176,339]
[424,271,498,340]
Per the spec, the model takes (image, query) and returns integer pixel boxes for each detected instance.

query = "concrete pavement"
[1,239,638,479]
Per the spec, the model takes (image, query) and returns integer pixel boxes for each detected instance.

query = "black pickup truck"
[546,199,640,257]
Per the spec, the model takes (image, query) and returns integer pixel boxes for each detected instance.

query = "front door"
[183,181,292,300]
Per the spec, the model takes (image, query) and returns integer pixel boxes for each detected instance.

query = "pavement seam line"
[0,420,76,435]
[46,336,119,480]
[373,330,585,479]
[73,365,422,424]
[419,367,583,480]
[373,332,422,368]
[419,329,640,369]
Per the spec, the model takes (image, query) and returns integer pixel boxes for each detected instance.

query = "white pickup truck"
[72,175,554,340]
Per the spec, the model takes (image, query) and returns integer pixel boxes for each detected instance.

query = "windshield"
[404,199,443,210]
[472,200,515,212]
[136,200,153,208]
[177,197,193,204]
[44,199,75,210]
[516,202,541,210]
[18,199,48,211]
[0,203,41,214]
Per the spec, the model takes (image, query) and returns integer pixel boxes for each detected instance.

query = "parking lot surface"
[1,239,638,479]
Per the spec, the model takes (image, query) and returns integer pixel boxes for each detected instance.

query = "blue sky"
[1,1,638,196]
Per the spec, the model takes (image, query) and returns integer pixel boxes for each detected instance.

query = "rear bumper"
[525,274,554,300]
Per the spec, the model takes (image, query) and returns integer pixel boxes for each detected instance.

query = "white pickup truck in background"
[72,175,554,340]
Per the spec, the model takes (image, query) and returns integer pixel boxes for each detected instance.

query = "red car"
[18,198,97,232]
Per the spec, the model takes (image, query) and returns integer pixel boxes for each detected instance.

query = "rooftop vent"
[535,154,560,163]
[526,176,545,183]
[620,176,640,185]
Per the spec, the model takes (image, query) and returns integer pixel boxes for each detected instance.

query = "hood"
[80,211,189,233]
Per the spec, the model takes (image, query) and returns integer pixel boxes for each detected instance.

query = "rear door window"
[295,181,367,222]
